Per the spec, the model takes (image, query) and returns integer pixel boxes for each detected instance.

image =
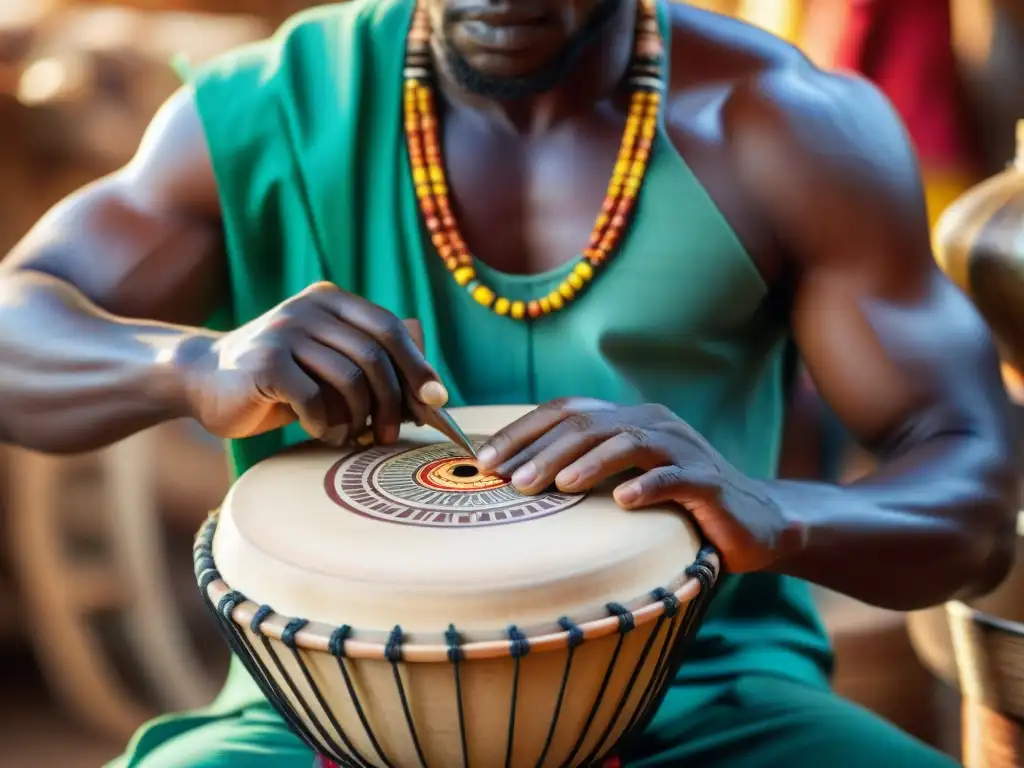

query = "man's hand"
[178,282,447,445]
[475,398,802,573]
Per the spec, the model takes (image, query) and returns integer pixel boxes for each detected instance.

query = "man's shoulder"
[666,3,806,90]
[665,4,891,135]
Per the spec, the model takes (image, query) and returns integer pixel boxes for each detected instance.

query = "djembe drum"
[194,405,719,768]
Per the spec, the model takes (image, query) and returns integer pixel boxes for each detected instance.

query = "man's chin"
[441,47,566,102]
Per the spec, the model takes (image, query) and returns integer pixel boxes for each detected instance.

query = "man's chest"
[435,89,780,284]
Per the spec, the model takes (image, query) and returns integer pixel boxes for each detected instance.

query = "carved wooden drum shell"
[194,405,719,768]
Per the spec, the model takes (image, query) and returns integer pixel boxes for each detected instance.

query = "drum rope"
[329,625,399,768]
[582,593,682,765]
[505,626,532,768]
[533,617,586,768]
[444,625,470,768]
[558,604,637,768]
[623,546,720,741]
[194,514,724,768]
[196,519,364,767]
[386,626,431,768]
[282,617,380,768]
[194,523,324,757]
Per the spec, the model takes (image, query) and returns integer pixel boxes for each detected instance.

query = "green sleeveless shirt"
[188,0,832,721]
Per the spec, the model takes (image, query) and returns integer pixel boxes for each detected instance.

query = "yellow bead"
[412,167,427,184]
[494,297,510,315]
[568,272,584,290]
[428,166,444,182]
[453,266,475,286]
[539,297,551,314]
[595,213,610,230]
[510,301,526,320]
[472,285,495,306]
[415,184,431,199]
[559,282,576,299]
[433,183,448,196]
[614,160,629,176]
[574,261,594,280]
[548,292,564,310]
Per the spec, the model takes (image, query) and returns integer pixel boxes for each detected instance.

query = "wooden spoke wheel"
[6,421,230,742]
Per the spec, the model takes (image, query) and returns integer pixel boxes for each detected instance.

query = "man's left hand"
[475,399,803,573]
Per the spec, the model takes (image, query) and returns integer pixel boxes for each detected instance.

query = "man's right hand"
[178,282,447,445]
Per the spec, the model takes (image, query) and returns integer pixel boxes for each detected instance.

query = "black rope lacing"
[193,513,723,768]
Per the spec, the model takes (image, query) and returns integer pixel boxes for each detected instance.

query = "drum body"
[194,406,719,768]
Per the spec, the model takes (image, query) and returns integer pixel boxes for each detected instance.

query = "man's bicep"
[732,66,1009,449]
[3,86,226,325]
[792,267,1006,452]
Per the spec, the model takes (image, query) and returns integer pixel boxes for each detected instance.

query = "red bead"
[527,301,541,318]
[426,216,441,232]
[601,198,617,213]
[442,215,456,229]
[611,214,626,230]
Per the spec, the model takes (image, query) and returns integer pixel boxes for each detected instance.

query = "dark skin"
[0,1,1015,610]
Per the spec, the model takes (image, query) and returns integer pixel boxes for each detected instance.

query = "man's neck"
[431,0,638,135]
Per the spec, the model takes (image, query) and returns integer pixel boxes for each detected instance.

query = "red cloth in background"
[833,0,974,170]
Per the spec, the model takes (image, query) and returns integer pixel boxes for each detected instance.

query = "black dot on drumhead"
[452,464,478,478]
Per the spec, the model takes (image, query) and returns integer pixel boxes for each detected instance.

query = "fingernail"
[418,380,449,407]
[476,446,497,468]
[556,469,578,488]
[615,483,640,505]
[512,462,536,487]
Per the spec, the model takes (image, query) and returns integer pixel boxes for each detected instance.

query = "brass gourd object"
[935,120,1024,372]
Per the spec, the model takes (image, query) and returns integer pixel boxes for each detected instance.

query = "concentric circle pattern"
[324,441,584,528]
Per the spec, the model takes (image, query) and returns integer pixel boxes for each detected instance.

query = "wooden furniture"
[5,423,230,741]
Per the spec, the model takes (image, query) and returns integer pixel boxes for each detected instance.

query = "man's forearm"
[0,270,207,454]
[765,432,1018,610]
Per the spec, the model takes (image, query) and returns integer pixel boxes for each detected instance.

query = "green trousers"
[109,673,956,767]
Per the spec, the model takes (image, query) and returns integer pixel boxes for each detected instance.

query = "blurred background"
[0,0,1022,765]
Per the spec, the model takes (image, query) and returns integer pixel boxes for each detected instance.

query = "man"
[0,0,1016,765]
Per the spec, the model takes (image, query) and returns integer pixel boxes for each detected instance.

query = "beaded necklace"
[403,0,665,321]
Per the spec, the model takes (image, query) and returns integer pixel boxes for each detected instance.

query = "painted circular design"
[324,441,585,528]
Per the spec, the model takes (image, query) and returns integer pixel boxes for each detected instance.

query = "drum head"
[213,406,701,642]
